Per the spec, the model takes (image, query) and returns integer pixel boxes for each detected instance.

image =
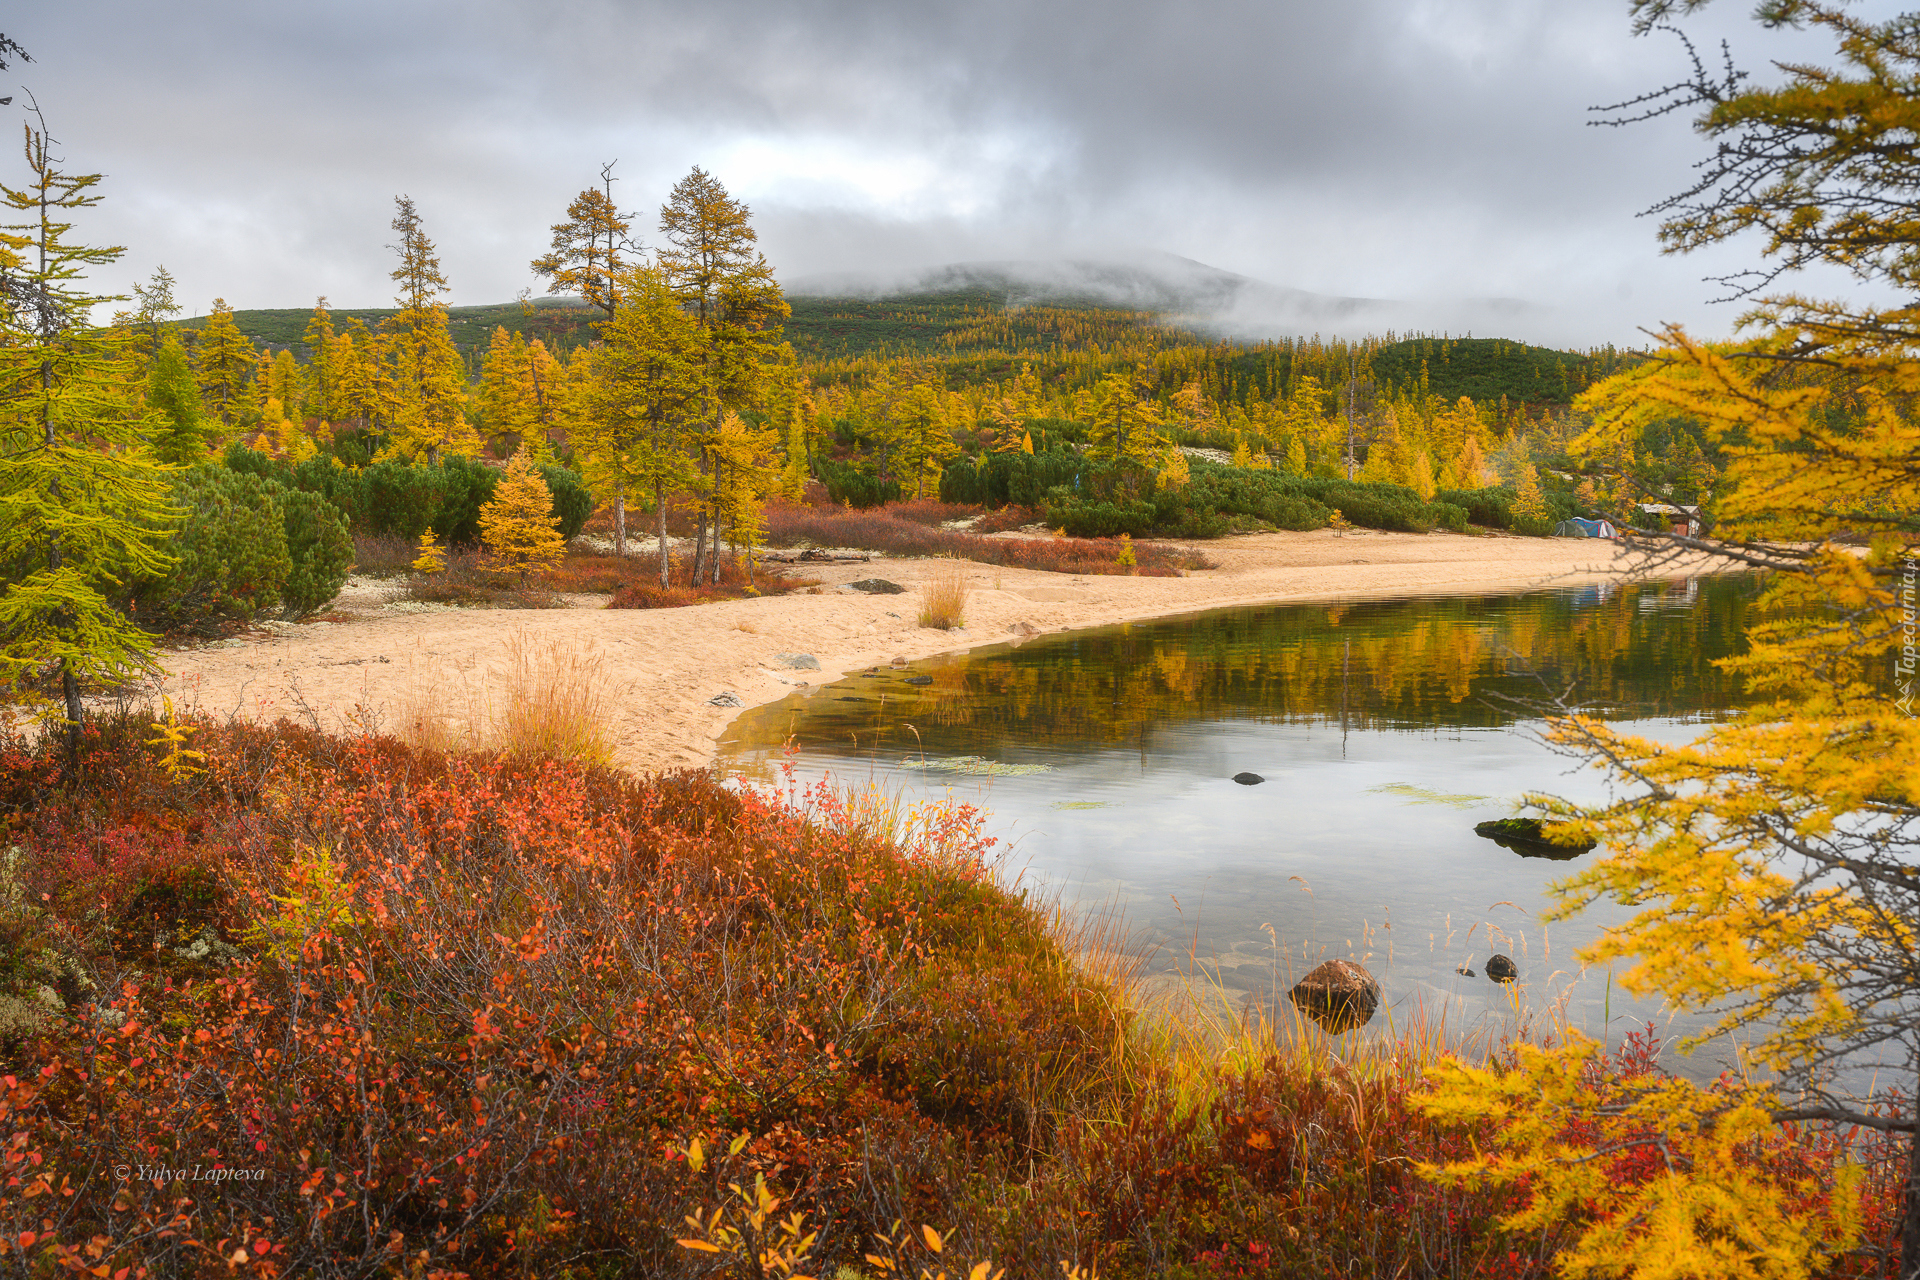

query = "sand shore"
[154,529,1722,775]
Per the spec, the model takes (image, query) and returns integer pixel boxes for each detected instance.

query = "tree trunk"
[655,482,671,589]
[614,493,626,558]
[60,661,81,774]
[692,510,706,586]
[1904,1106,1920,1280]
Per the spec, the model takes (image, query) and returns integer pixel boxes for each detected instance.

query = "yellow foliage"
[1418,1035,1864,1280]
[145,696,205,783]
[412,528,446,576]
[478,450,566,584]
[239,843,362,964]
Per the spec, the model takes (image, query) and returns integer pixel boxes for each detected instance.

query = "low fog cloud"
[3,0,1858,346]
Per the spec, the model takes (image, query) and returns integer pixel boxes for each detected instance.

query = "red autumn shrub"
[761,501,1207,576]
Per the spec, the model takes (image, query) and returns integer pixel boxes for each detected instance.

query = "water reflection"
[721,576,1766,1078]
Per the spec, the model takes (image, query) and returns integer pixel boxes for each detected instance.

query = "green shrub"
[139,466,292,629]
[1045,496,1159,539]
[280,488,353,617]
[355,460,446,541]
[816,457,902,508]
[432,455,499,545]
[1436,486,1517,530]
[535,462,592,541]
[219,443,294,488]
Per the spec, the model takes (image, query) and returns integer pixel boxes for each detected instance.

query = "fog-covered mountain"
[784,252,1547,342]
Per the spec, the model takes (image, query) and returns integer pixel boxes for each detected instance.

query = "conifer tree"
[531,161,638,320]
[1422,9,1920,1270]
[382,196,474,463]
[584,263,707,581]
[0,116,177,762]
[659,167,788,584]
[192,298,258,430]
[478,449,566,586]
[478,325,540,449]
[125,264,180,361]
[146,334,212,465]
[301,297,338,423]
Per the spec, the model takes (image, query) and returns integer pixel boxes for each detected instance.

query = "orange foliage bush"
[0,715,1122,1278]
[0,717,1899,1279]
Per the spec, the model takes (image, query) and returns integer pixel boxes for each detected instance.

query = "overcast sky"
[3,0,1876,347]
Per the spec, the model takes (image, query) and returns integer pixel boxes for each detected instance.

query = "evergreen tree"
[0,116,177,762]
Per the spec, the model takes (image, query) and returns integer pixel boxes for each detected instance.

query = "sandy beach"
[154,529,1721,775]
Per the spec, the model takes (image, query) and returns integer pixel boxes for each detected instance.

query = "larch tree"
[585,263,707,582]
[1419,6,1920,1276]
[301,298,342,427]
[531,161,639,321]
[0,116,176,764]
[533,163,640,537]
[658,166,788,585]
[1078,372,1180,487]
[146,334,212,466]
[382,196,474,463]
[192,297,258,431]
[125,264,180,360]
[478,326,540,451]
[477,449,566,587]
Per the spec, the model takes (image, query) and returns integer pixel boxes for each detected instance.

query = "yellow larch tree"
[381,196,475,463]
[1418,5,1920,1274]
[531,161,638,321]
[658,166,788,585]
[583,263,708,581]
[478,449,566,586]
[191,297,258,432]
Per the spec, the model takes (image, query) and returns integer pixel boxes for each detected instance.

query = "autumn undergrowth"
[762,500,1211,576]
[0,714,1900,1279]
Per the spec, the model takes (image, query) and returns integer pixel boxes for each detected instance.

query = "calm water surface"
[720,575,1765,1076]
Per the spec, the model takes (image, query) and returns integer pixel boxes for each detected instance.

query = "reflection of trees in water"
[740,577,1774,759]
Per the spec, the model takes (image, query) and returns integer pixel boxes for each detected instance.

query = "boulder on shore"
[1287,959,1381,1033]
[846,578,907,595]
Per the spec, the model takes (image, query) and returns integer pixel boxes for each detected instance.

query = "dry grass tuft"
[395,631,615,767]
[918,562,969,630]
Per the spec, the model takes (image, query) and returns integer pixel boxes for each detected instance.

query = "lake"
[719,574,1765,1077]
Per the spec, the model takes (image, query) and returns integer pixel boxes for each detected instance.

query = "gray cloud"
[3,0,1867,345]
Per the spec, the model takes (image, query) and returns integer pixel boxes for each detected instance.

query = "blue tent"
[1553,517,1618,539]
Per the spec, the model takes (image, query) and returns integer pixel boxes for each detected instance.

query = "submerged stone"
[1473,817,1596,859]
[1287,959,1381,1032]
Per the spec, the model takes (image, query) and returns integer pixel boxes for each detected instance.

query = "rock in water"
[1287,959,1381,1032]
[1485,954,1519,983]
[847,578,907,595]
[1232,772,1265,785]
[903,675,933,686]
[1472,817,1597,858]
